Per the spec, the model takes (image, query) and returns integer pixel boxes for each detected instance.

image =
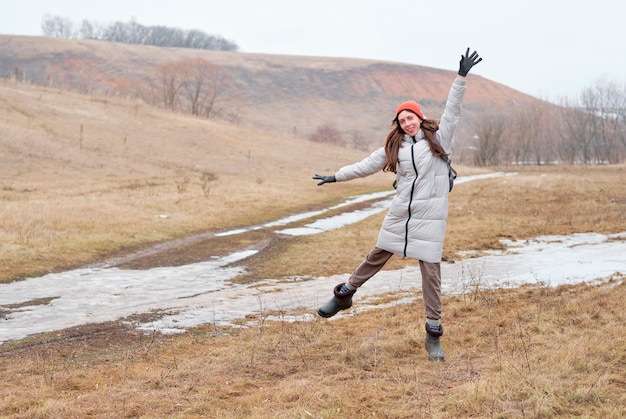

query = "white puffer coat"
[334,77,466,263]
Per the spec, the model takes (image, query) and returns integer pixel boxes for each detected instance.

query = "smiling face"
[397,110,422,136]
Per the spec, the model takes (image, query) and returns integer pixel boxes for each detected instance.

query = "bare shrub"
[200,172,217,198]
[176,176,190,193]
[308,124,345,147]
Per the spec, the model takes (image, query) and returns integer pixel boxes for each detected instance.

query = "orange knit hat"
[395,100,425,120]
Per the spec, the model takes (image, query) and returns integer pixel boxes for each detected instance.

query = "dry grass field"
[0,73,625,417]
[0,77,383,283]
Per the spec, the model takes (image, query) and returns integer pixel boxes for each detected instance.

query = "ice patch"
[2,172,623,344]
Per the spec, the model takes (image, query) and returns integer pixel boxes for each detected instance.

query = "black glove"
[458,48,482,77]
[313,174,336,186]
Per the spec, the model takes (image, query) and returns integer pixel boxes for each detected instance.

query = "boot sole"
[317,309,335,318]
[317,304,352,318]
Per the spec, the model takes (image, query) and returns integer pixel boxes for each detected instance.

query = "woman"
[312,48,482,362]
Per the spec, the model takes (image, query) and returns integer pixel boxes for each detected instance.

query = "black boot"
[425,322,445,361]
[317,283,356,318]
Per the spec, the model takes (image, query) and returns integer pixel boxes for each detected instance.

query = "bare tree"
[506,105,534,164]
[180,59,233,119]
[153,61,184,111]
[41,14,75,38]
[559,79,626,164]
[527,102,560,164]
[473,114,506,166]
[582,80,625,163]
[555,113,580,164]
[558,104,595,164]
[149,26,185,47]
[78,19,94,39]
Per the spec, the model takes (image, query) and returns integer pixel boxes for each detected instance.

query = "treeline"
[40,14,238,51]
[307,79,626,163]
[468,79,626,165]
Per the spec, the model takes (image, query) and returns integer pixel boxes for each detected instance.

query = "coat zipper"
[403,143,419,257]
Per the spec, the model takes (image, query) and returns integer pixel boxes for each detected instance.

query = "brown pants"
[347,247,442,320]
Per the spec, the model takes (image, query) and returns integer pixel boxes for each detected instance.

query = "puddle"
[1,172,624,345]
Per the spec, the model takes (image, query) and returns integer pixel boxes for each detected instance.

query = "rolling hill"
[0,35,540,150]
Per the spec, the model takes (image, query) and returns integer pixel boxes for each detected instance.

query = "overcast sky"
[1,0,624,102]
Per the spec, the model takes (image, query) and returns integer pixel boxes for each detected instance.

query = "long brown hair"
[383,116,448,173]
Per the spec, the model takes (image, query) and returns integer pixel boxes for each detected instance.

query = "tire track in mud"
[101,197,391,272]
[91,173,513,272]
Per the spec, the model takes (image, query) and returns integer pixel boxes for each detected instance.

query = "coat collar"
[402,130,425,144]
